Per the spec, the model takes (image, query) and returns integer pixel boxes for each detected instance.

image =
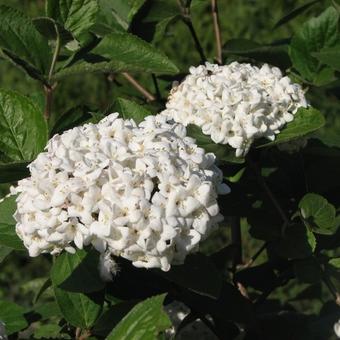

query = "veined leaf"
[299,193,337,235]
[289,7,339,83]
[114,98,153,124]
[46,0,99,39]
[313,46,340,71]
[258,107,325,148]
[0,5,51,77]
[92,32,179,74]
[0,300,28,335]
[0,90,48,162]
[106,294,171,340]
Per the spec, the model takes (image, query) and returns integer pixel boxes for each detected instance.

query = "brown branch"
[121,72,156,102]
[211,0,222,64]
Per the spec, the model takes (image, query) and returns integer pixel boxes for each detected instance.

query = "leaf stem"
[48,25,61,83]
[177,1,206,63]
[247,158,289,225]
[43,85,53,120]
[242,242,268,269]
[211,0,222,64]
[122,72,156,102]
[321,267,340,306]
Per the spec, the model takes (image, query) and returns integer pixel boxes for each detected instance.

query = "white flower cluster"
[162,62,307,157]
[335,319,340,338]
[12,113,229,271]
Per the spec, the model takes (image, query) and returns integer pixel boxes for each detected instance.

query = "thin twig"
[43,85,53,120]
[177,0,206,63]
[121,72,156,102]
[152,74,162,102]
[321,267,340,306]
[211,0,222,64]
[242,242,268,269]
[247,159,289,225]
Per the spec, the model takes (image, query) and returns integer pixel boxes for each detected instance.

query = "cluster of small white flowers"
[161,62,307,157]
[12,113,229,271]
[335,319,340,338]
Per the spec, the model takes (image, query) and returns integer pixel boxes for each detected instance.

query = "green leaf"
[289,7,339,83]
[258,107,325,148]
[0,161,30,184]
[34,301,62,320]
[33,17,73,43]
[46,0,99,39]
[0,90,48,162]
[223,39,291,69]
[187,125,245,164]
[273,0,321,29]
[106,294,171,340]
[54,59,144,79]
[313,46,340,71]
[328,257,340,268]
[0,300,28,335]
[54,287,103,328]
[156,253,222,299]
[92,32,179,74]
[33,324,62,339]
[299,193,337,235]
[0,195,25,251]
[276,223,316,259]
[294,257,322,283]
[0,245,12,263]
[92,301,138,338]
[51,249,105,293]
[114,98,153,124]
[0,5,51,77]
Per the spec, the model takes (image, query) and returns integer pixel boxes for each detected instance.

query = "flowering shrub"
[0,1,339,340]
[13,113,228,271]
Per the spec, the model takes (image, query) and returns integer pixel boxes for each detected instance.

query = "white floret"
[162,62,307,157]
[12,113,229,271]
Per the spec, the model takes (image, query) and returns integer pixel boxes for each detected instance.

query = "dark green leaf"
[33,324,62,339]
[156,253,222,299]
[0,300,28,335]
[276,223,316,259]
[273,0,321,29]
[54,59,143,79]
[33,17,73,43]
[294,257,322,283]
[0,161,29,184]
[51,249,105,293]
[92,301,138,337]
[223,39,291,69]
[299,193,337,235]
[289,7,339,82]
[0,195,25,251]
[51,105,93,134]
[54,287,103,328]
[0,90,48,162]
[106,294,171,340]
[313,46,340,71]
[187,125,245,164]
[258,107,325,148]
[92,32,179,74]
[114,98,153,124]
[0,245,12,263]
[0,5,51,77]
[46,0,99,39]
[34,301,62,320]
[33,278,52,304]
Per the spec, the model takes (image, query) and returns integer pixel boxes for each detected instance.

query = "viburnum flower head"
[12,113,229,271]
[162,62,308,157]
